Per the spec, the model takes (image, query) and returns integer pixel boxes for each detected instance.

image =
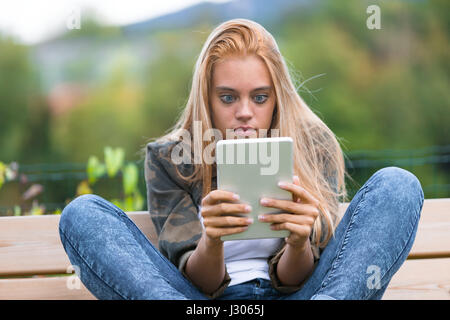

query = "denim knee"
[370,166,424,219]
[59,194,107,237]
[373,166,424,199]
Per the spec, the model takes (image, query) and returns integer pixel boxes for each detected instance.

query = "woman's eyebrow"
[215,86,272,92]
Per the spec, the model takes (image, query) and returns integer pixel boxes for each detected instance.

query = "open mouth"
[234,127,257,138]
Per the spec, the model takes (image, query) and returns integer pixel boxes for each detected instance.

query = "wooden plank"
[0,276,96,300]
[0,199,448,276]
[1,259,449,300]
[0,212,157,276]
[0,215,71,276]
[383,258,450,300]
[337,198,450,259]
[408,199,450,259]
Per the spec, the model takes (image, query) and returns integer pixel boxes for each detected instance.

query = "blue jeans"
[59,166,424,300]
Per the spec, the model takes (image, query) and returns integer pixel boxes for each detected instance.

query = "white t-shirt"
[198,207,283,286]
[224,238,283,286]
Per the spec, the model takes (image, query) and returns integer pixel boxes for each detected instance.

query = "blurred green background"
[0,0,448,215]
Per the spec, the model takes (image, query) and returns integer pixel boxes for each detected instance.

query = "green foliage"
[3,0,446,163]
[0,146,144,215]
[0,1,449,213]
[13,205,21,216]
[122,162,138,196]
[51,54,146,162]
[0,36,39,162]
[0,162,5,189]
[77,146,144,212]
[30,201,45,215]
[0,161,18,191]
[104,146,125,178]
[86,156,106,184]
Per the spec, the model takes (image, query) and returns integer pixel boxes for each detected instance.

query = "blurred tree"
[51,51,146,162]
[141,30,199,140]
[0,36,36,161]
[1,0,449,214]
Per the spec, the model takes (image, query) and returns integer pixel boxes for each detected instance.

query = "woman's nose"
[235,99,253,121]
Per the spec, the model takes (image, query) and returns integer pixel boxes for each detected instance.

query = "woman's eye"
[220,95,235,104]
[219,95,234,104]
[254,94,268,104]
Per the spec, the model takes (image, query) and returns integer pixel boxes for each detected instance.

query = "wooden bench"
[0,198,449,300]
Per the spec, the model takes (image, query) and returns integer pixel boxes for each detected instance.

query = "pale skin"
[185,54,319,294]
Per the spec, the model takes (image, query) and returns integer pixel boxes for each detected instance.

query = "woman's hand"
[187,190,251,294]
[200,190,253,246]
[258,176,320,251]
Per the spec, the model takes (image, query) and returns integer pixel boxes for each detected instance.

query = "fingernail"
[260,198,269,205]
[233,194,240,200]
[246,218,254,224]
[244,205,252,212]
[258,215,266,221]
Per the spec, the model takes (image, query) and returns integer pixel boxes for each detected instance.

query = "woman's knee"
[59,194,109,235]
[374,166,423,198]
[368,166,424,217]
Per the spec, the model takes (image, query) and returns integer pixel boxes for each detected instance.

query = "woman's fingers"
[258,213,315,225]
[201,202,251,217]
[203,215,254,228]
[205,226,249,239]
[201,189,239,206]
[270,222,311,238]
[278,181,319,207]
[260,198,320,218]
[200,189,253,241]
[202,213,252,240]
[258,214,313,240]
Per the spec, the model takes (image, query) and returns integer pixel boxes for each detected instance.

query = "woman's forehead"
[211,55,273,89]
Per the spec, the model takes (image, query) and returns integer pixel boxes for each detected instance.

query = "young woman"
[59,19,424,300]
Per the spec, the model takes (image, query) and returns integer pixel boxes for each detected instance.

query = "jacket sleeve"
[145,141,231,298]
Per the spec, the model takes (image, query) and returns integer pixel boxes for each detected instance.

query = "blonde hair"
[153,19,349,249]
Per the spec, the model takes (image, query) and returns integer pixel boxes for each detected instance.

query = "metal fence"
[344,144,450,198]
[0,144,449,215]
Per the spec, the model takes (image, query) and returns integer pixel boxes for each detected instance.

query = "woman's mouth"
[234,127,257,137]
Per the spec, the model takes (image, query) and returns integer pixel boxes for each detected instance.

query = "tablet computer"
[216,137,293,241]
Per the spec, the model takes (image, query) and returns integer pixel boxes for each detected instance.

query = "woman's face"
[209,54,276,139]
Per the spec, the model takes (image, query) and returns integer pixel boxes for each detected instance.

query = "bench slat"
[382,258,450,300]
[0,198,448,276]
[1,258,448,300]
[0,276,95,300]
[408,199,450,259]
[338,198,450,259]
[0,213,157,276]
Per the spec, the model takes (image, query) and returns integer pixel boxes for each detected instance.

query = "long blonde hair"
[153,19,349,249]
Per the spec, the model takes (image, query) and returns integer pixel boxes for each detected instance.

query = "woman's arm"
[184,234,226,294]
[258,175,320,287]
[184,190,252,294]
[276,238,315,287]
